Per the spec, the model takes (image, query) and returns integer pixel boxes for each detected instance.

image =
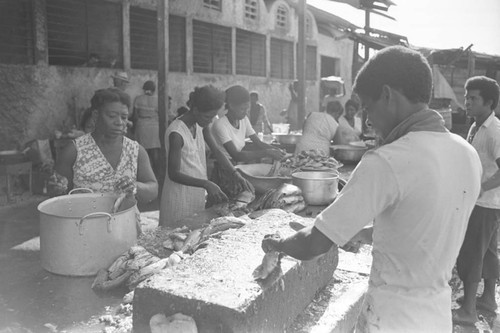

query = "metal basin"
[274,134,302,145]
[292,171,339,206]
[330,145,368,164]
[235,164,291,195]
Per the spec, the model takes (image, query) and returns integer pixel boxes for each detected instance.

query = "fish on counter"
[253,233,284,280]
[247,183,306,214]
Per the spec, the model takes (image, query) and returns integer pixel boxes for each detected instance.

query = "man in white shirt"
[455,76,500,326]
[262,46,482,332]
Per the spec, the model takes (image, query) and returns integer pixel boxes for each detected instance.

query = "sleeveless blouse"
[72,133,139,193]
[160,119,207,227]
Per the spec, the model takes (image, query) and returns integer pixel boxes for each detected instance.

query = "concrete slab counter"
[133,209,339,332]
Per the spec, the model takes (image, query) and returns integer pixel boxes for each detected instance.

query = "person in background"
[285,81,303,131]
[249,91,272,134]
[329,100,361,145]
[210,85,284,198]
[454,76,500,326]
[321,87,339,111]
[338,99,363,137]
[83,53,101,67]
[133,81,161,177]
[54,88,157,204]
[112,71,130,91]
[294,101,341,156]
[160,85,253,227]
[261,46,481,332]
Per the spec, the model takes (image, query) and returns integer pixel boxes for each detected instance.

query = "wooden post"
[157,0,169,195]
[122,0,130,70]
[297,0,306,129]
[467,51,476,78]
[364,9,370,61]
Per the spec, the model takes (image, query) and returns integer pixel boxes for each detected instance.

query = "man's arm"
[482,158,500,192]
[264,225,336,261]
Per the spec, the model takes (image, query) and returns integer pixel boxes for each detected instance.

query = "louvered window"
[270,38,293,79]
[244,0,258,20]
[46,0,122,67]
[276,5,288,30]
[0,0,34,64]
[169,15,186,72]
[130,8,186,72]
[203,0,221,11]
[193,20,231,74]
[130,7,156,70]
[236,29,265,77]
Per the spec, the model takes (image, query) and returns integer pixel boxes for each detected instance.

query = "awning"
[432,64,464,109]
[349,31,407,50]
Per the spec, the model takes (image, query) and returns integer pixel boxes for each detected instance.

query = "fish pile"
[247,183,306,213]
[278,149,342,177]
[92,216,246,292]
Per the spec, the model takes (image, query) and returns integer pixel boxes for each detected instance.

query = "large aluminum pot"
[330,145,368,164]
[292,171,339,206]
[38,190,138,276]
[274,133,302,145]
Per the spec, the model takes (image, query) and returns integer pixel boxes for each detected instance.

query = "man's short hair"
[353,45,432,104]
[465,76,500,110]
[91,88,131,111]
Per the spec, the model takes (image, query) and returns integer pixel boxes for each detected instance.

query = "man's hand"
[262,233,283,253]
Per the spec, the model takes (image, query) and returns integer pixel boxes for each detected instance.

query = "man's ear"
[484,98,494,110]
[381,85,392,102]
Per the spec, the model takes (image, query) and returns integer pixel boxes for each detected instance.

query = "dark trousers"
[457,205,500,283]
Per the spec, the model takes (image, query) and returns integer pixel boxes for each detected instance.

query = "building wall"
[0,0,353,150]
[317,33,354,107]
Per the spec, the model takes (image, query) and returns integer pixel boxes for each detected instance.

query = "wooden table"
[0,161,32,200]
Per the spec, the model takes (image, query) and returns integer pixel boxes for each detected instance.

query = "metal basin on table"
[235,164,291,195]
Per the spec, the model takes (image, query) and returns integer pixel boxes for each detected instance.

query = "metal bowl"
[292,171,339,206]
[330,145,368,164]
[273,133,302,145]
[235,164,292,195]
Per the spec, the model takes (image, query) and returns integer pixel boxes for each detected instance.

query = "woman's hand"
[115,176,137,195]
[265,148,286,161]
[204,181,228,203]
[232,172,255,194]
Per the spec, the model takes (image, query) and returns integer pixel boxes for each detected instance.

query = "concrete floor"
[0,197,130,333]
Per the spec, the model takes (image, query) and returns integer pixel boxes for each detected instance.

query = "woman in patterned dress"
[55,88,157,203]
[159,85,253,227]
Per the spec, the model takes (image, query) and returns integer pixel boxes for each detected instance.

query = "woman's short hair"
[465,76,500,110]
[189,85,225,113]
[90,88,131,111]
[143,80,156,92]
[225,85,250,105]
[345,99,360,111]
[353,46,432,104]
